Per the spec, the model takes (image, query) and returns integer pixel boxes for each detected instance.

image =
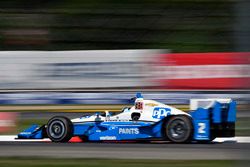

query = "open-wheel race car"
[17,93,237,143]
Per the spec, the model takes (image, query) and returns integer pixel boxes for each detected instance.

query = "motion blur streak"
[155,52,250,89]
[0,0,250,166]
[0,50,159,89]
[0,113,17,133]
[0,142,250,160]
[0,51,250,90]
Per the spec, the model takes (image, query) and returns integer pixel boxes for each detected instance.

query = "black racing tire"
[46,116,73,142]
[165,116,193,143]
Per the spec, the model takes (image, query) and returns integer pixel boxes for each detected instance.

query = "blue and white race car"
[17,93,236,143]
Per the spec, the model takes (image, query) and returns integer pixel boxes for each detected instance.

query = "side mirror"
[105,111,111,121]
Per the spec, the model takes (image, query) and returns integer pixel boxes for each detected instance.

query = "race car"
[17,93,236,143]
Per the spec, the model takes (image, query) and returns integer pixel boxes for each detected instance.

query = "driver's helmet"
[131,92,144,110]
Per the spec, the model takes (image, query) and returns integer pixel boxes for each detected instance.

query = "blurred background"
[0,0,250,135]
[0,0,249,129]
[0,0,250,165]
[0,0,249,52]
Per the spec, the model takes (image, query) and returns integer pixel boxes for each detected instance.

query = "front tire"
[46,116,73,142]
[165,116,193,143]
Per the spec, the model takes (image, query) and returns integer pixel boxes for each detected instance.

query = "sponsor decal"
[135,102,143,110]
[155,52,250,89]
[152,107,171,119]
[100,136,117,140]
[42,62,145,79]
[119,128,139,134]
[0,50,156,89]
[193,120,209,140]
[145,103,158,107]
[155,64,250,79]
[20,132,32,135]
[105,119,130,122]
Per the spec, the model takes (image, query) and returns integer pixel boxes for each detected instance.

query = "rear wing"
[190,98,232,111]
[189,99,236,141]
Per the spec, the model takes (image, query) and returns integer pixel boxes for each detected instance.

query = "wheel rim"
[48,120,65,139]
[168,119,187,140]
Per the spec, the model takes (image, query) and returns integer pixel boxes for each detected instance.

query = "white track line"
[0,135,250,143]
[0,135,50,142]
[213,137,250,143]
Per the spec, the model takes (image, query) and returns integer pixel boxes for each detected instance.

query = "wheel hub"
[48,121,65,139]
[169,120,186,139]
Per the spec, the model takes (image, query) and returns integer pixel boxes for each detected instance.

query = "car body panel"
[17,93,237,142]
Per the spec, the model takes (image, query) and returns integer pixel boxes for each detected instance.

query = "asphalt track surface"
[0,141,250,160]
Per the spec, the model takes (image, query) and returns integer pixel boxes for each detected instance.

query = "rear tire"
[165,116,193,143]
[46,116,73,142]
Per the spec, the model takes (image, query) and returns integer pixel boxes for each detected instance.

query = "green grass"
[0,158,247,167]
[236,117,250,136]
[16,119,47,135]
